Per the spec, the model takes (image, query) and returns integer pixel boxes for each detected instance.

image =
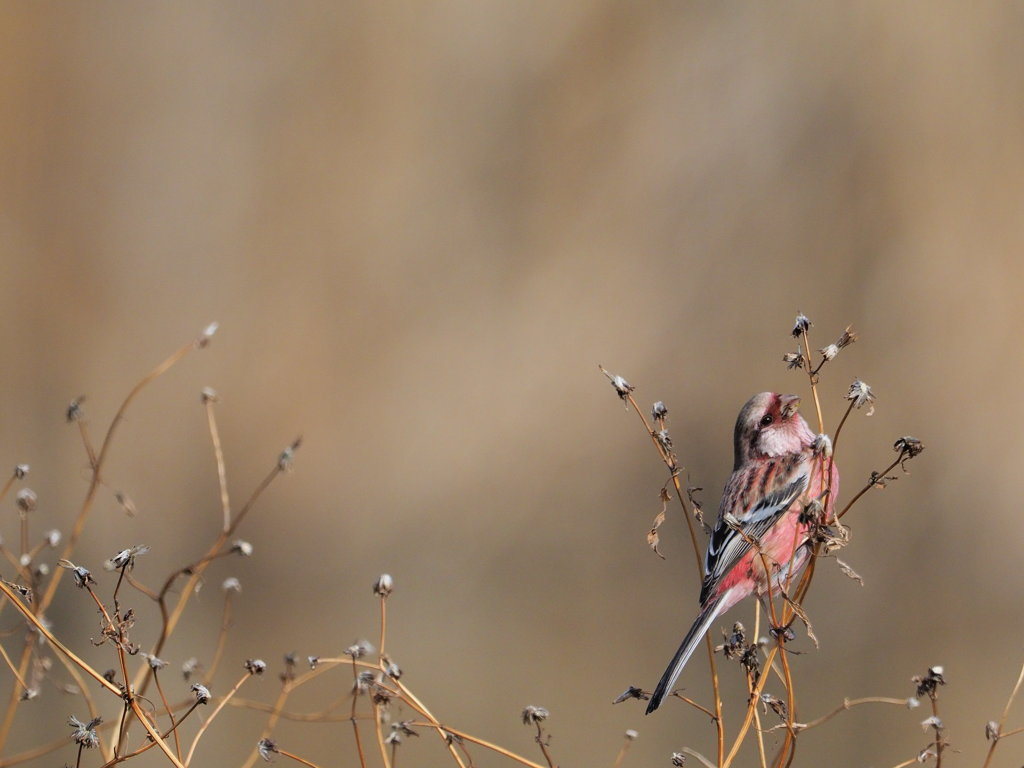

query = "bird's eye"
[759,414,773,427]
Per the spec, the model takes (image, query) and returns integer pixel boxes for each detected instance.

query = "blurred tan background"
[1,2,1023,766]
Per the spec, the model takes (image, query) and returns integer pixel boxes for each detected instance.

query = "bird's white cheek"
[759,430,791,457]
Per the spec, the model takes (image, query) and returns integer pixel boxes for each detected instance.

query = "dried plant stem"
[348,664,369,768]
[982,657,1024,768]
[152,671,183,762]
[185,673,251,765]
[275,747,324,768]
[204,591,236,684]
[388,678,469,768]
[204,398,232,532]
[409,723,546,768]
[798,331,824,434]
[0,641,30,695]
[533,723,555,768]
[611,735,633,768]
[601,368,725,764]
[723,645,782,768]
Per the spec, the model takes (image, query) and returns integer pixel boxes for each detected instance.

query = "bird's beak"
[780,394,800,418]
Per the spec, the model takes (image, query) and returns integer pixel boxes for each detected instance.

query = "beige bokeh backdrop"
[1,2,1023,766]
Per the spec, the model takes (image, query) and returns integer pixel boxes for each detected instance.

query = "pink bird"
[646,392,838,714]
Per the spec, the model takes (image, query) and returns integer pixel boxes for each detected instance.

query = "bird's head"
[732,392,814,469]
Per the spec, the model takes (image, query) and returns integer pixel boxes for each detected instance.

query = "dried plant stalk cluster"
[601,313,1022,768]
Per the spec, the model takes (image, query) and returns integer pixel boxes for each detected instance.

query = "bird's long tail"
[645,590,733,715]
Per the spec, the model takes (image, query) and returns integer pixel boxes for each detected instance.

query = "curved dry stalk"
[408,723,546,768]
[185,673,252,765]
[981,657,1024,768]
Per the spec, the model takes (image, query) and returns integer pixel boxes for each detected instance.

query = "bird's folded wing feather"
[700,472,809,604]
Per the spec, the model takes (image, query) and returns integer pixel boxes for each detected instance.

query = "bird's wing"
[700,471,809,605]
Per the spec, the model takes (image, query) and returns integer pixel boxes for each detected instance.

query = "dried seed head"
[792,313,812,337]
[521,705,549,725]
[894,436,925,465]
[782,349,805,370]
[352,669,374,694]
[46,530,61,548]
[612,686,648,704]
[811,434,833,458]
[144,654,168,671]
[114,491,137,517]
[257,738,279,762]
[846,379,876,414]
[182,657,200,680]
[66,396,86,423]
[278,437,302,471]
[671,753,687,767]
[985,720,999,741]
[373,574,394,598]
[190,683,211,704]
[222,577,241,592]
[68,715,102,748]
[656,429,673,452]
[245,659,267,675]
[625,729,639,741]
[196,322,219,349]
[231,540,254,557]
[16,489,37,513]
[58,560,97,589]
[384,660,402,680]
[920,715,943,732]
[345,640,374,659]
[912,666,946,698]
[107,545,150,571]
[651,401,668,421]
[819,343,839,361]
[308,656,320,670]
[14,464,29,479]
[200,387,219,403]
[907,697,920,709]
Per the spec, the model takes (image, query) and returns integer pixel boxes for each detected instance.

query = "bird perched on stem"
[646,392,838,714]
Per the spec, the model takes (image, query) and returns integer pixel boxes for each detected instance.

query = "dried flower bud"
[245,659,267,675]
[308,656,320,670]
[906,697,920,709]
[846,379,876,414]
[625,729,638,741]
[257,738,279,761]
[46,530,61,548]
[16,489,37,513]
[200,387,219,403]
[792,313,811,337]
[920,715,943,732]
[144,654,168,671]
[190,683,211,704]
[671,753,687,767]
[196,322,219,349]
[14,464,29,479]
[373,574,394,598]
[352,669,374,694]
[66,396,86,423]
[222,577,241,592]
[651,402,668,420]
[985,720,999,741]
[521,705,549,725]
[231,540,254,557]
[384,660,402,680]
